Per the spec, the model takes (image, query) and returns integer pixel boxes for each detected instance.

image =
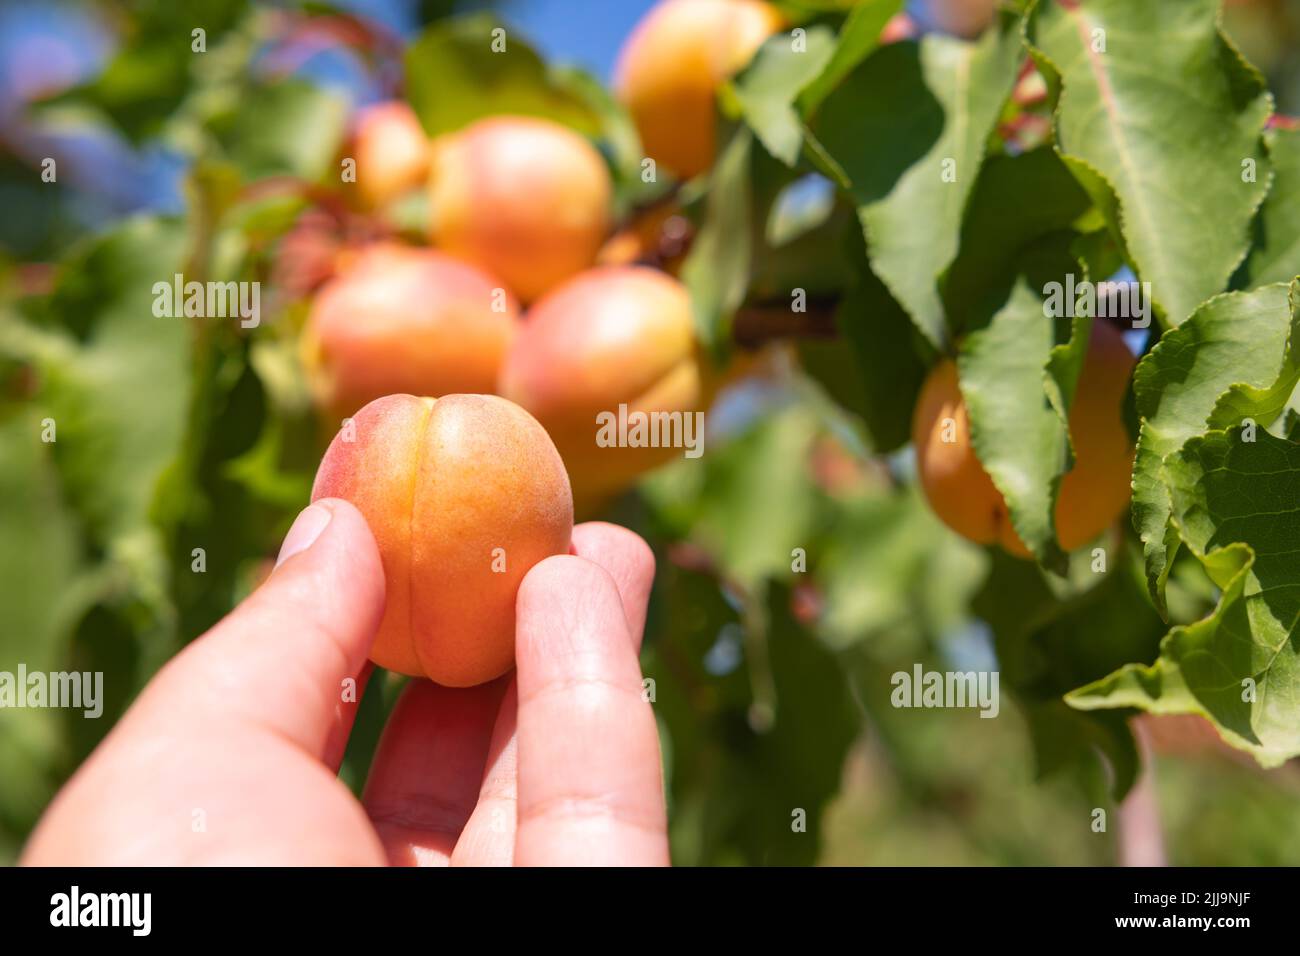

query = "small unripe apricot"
[615,0,783,180]
[912,320,1136,557]
[499,266,704,510]
[350,101,430,209]
[312,393,573,686]
[301,243,519,420]
[597,203,693,275]
[427,116,612,302]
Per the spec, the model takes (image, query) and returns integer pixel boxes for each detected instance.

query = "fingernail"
[274,504,333,569]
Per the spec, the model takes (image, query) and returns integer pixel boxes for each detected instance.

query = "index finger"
[512,555,669,866]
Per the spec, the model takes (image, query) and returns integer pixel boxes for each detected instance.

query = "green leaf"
[0,404,85,671]
[941,146,1094,336]
[216,80,348,183]
[680,130,755,356]
[7,216,196,679]
[1021,568,1165,797]
[0,404,88,840]
[1071,428,1300,767]
[817,486,986,648]
[731,26,837,165]
[939,147,1106,567]
[959,266,1087,571]
[677,404,821,590]
[39,218,193,546]
[1025,0,1273,325]
[643,573,858,866]
[752,584,860,863]
[1130,282,1298,611]
[1236,127,1300,289]
[812,26,1022,348]
[750,182,855,299]
[32,0,250,144]
[975,548,1163,799]
[798,254,929,453]
[405,14,600,140]
[797,0,906,115]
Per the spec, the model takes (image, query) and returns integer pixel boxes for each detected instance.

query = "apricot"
[350,101,430,209]
[499,265,704,510]
[880,13,920,45]
[301,243,519,420]
[596,203,693,275]
[427,116,612,302]
[614,0,783,180]
[912,320,1136,557]
[922,0,998,38]
[312,393,573,686]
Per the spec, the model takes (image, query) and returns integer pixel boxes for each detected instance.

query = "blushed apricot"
[427,116,611,302]
[311,393,573,686]
[923,0,998,38]
[350,101,430,209]
[499,265,704,511]
[880,12,920,44]
[615,0,783,180]
[301,243,519,420]
[912,320,1136,557]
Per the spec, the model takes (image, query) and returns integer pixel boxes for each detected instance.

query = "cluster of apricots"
[304,0,790,686]
[303,0,1128,687]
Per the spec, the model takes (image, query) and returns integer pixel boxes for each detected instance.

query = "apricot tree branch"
[731,298,839,348]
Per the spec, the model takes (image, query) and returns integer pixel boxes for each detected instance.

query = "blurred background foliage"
[1,0,1300,866]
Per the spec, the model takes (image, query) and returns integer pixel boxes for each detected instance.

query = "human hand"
[21,498,668,866]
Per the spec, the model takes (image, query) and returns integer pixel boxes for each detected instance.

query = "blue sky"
[334,0,660,81]
[492,0,658,82]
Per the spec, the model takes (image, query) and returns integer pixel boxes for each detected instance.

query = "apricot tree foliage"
[2,0,1300,865]
[710,0,1300,778]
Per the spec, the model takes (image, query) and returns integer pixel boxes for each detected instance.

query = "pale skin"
[22,498,669,866]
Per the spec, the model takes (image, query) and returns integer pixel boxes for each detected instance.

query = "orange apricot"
[427,116,611,302]
[350,101,430,209]
[912,320,1136,557]
[499,265,704,511]
[614,0,783,180]
[311,393,573,686]
[301,243,519,421]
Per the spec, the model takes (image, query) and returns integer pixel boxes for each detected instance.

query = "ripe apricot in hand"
[615,0,783,180]
[912,320,1136,557]
[427,116,611,302]
[499,265,703,511]
[312,393,573,686]
[302,243,519,420]
[350,101,430,209]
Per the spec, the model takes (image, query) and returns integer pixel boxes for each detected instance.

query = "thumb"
[132,497,386,761]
